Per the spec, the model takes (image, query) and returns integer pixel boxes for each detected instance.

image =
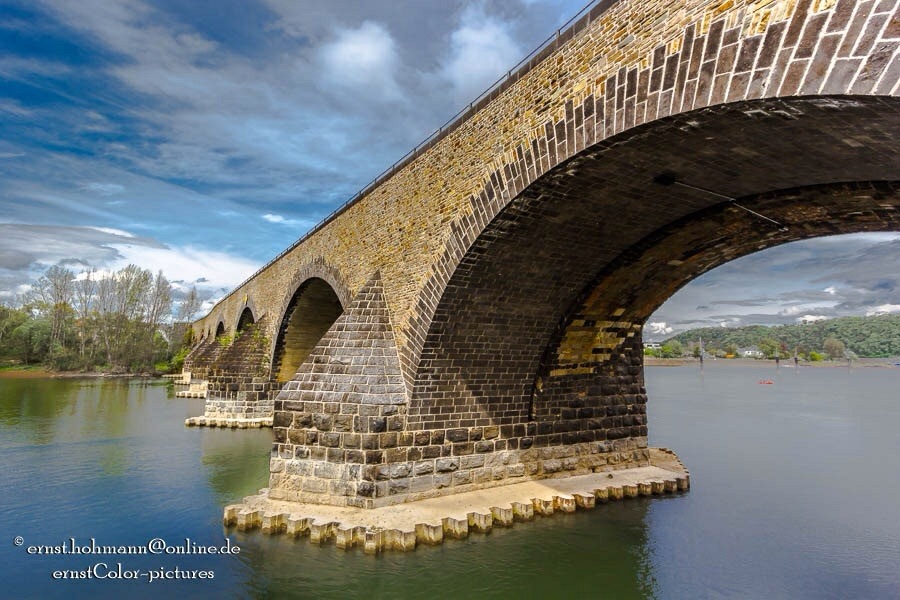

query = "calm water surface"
[1,366,898,599]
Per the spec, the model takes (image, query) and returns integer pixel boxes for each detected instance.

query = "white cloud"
[89,226,135,238]
[0,99,34,117]
[81,182,125,195]
[0,56,71,80]
[824,286,837,295]
[319,21,402,100]
[108,243,260,292]
[866,304,900,316]
[647,322,673,336]
[262,213,315,228]
[797,315,830,324]
[0,224,260,301]
[441,7,522,107]
[0,284,34,300]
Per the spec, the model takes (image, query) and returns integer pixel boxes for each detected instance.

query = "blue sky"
[1,0,898,334]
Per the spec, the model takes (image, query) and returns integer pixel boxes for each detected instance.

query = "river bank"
[644,356,899,368]
[0,367,164,379]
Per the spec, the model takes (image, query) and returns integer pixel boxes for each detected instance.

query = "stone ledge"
[185,416,273,428]
[224,447,689,553]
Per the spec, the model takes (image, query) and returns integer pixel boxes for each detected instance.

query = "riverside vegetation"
[0,265,201,374]
[646,314,900,360]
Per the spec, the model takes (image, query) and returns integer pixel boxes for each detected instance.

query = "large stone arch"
[408,94,899,431]
[400,0,900,398]
[533,181,900,422]
[270,264,349,383]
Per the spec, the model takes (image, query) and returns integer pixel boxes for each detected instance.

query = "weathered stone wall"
[188,0,899,506]
[203,319,275,420]
[183,337,223,381]
[195,0,900,394]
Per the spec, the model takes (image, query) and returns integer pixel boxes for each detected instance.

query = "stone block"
[452,470,473,485]
[414,461,435,476]
[435,458,459,472]
[542,459,562,474]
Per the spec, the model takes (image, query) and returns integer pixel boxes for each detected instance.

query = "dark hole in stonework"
[653,171,678,186]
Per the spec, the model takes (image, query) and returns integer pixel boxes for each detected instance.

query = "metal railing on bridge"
[215,0,618,310]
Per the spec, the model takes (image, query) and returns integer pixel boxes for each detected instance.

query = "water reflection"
[228,499,657,599]
[3,369,898,599]
[201,429,271,506]
[0,378,77,444]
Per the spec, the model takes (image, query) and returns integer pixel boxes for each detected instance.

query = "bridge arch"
[236,306,256,332]
[271,268,349,383]
[214,321,226,339]
[396,0,900,391]
[408,95,899,431]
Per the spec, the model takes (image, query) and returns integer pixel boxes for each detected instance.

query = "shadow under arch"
[407,95,899,433]
[214,321,226,339]
[270,277,345,383]
[236,306,255,332]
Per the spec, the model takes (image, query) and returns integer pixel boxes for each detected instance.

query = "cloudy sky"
[1,0,897,330]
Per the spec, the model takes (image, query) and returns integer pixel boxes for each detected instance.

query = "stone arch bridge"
[183,0,900,508]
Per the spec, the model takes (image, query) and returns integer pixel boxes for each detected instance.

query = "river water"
[1,365,898,599]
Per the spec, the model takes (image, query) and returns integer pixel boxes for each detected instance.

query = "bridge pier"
[184,318,279,427]
[263,274,651,508]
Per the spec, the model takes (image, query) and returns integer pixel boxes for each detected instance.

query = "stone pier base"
[183,380,275,428]
[224,447,688,553]
[185,415,273,428]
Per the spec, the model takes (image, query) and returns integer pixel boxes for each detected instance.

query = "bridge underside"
[257,97,900,507]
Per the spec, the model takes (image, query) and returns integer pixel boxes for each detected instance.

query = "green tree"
[0,305,29,356]
[33,265,74,349]
[823,337,846,360]
[9,318,51,364]
[4,264,179,372]
[660,339,683,358]
[758,337,779,359]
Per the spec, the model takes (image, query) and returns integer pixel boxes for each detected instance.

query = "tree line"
[649,314,900,360]
[0,265,202,372]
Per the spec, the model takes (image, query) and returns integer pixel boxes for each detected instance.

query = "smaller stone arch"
[277,259,352,314]
[271,276,346,383]
[236,306,255,332]
[215,321,226,338]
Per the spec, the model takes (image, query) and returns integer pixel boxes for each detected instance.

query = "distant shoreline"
[0,367,162,380]
[645,357,899,368]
